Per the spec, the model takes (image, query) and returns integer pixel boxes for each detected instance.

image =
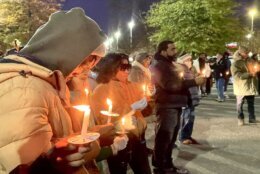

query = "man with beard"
[150,40,205,174]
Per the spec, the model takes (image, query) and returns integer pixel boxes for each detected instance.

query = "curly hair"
[96,53,129,84]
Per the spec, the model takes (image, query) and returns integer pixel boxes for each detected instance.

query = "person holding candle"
[0,8,107,174]
[91,53,152,174]
[177,54,200,145]
[129,52,152,85]
[150,40,205,174]
[231,46,259,126]
[128,52,155,135]
[193,53,212,97]
[67,57,130,173]
[210,53,227,102]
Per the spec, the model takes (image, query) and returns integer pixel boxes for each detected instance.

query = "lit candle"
[73,105,90,136]
[254,64,258,72]
[107,98,112,123]
[202,69,206,77]
[142,84,147,96]
[226,71,229,75]
[180,72,184,78]
[122,117,125,133]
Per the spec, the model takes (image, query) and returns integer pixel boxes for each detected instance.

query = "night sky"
[62,0,260,34]
[62,0,159,34]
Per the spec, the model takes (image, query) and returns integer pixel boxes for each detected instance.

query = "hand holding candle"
[121,117,125,134]
[254,64,258,72]
[202,69,206,77]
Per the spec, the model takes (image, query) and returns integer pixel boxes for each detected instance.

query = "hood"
[20,7,106,77]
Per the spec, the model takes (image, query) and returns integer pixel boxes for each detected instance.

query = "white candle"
[81,106,90,136]
[142,84,147,96]
[73,105,90,136]
[122,117,125,133]
[107,98,112,123]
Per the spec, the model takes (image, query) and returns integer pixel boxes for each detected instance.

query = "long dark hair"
[96,53,129,84]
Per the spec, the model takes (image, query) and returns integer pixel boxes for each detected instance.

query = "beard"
[167,55,177,62]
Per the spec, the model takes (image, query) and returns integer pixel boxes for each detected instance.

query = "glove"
[47,138,92,168]
[131,97,148,111]
[194,75,206,85]
[123,116,137,131]
[111,135,129,155]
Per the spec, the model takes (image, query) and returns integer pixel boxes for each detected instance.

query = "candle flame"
[226,71,229,75]
[106,98,112,106]
[142,85,146,91]
[202,69,206,75]
[85,88,89,95]
[180,72,184,77]
[73,105,90,112]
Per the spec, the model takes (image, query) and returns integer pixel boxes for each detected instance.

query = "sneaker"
[215,98,225,102]
[181,139,193,145]
[153,167,190,174]
[249,119,259,123]
[238,119,244,126]
[175,167,190,174]
[224,94,230,99]
[189,137,199,144]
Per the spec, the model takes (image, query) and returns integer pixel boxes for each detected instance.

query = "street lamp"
[108,37,114,50]
[114,30,121,50]
[128,20,135,49]
[246,33,252,39]
[248,8,257,33]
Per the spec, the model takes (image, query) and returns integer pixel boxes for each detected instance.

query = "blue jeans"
[216,78,225,100]
[236,95,255,120]
[179,107,195,141]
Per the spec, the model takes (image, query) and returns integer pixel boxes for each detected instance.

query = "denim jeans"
[179,107,195,141]
[152,108,181,170]
[216,78,225,100]
[236,95,255,120]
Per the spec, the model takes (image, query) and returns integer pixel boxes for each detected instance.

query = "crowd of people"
[0,8,259,174]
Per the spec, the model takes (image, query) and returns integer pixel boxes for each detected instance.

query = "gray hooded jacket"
[20,7,106,77]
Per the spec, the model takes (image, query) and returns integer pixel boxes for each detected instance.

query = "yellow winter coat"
[0,55,74,172]
[0,7,106,173]
[91,80,147,138]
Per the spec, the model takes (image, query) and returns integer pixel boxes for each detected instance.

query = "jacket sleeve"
[155,63,197,92]
[0,86,53,173]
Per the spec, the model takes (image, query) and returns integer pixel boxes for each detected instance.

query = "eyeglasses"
[119,63,132,71]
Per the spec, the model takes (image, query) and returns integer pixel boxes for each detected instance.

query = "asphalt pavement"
[140,85,260,174]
